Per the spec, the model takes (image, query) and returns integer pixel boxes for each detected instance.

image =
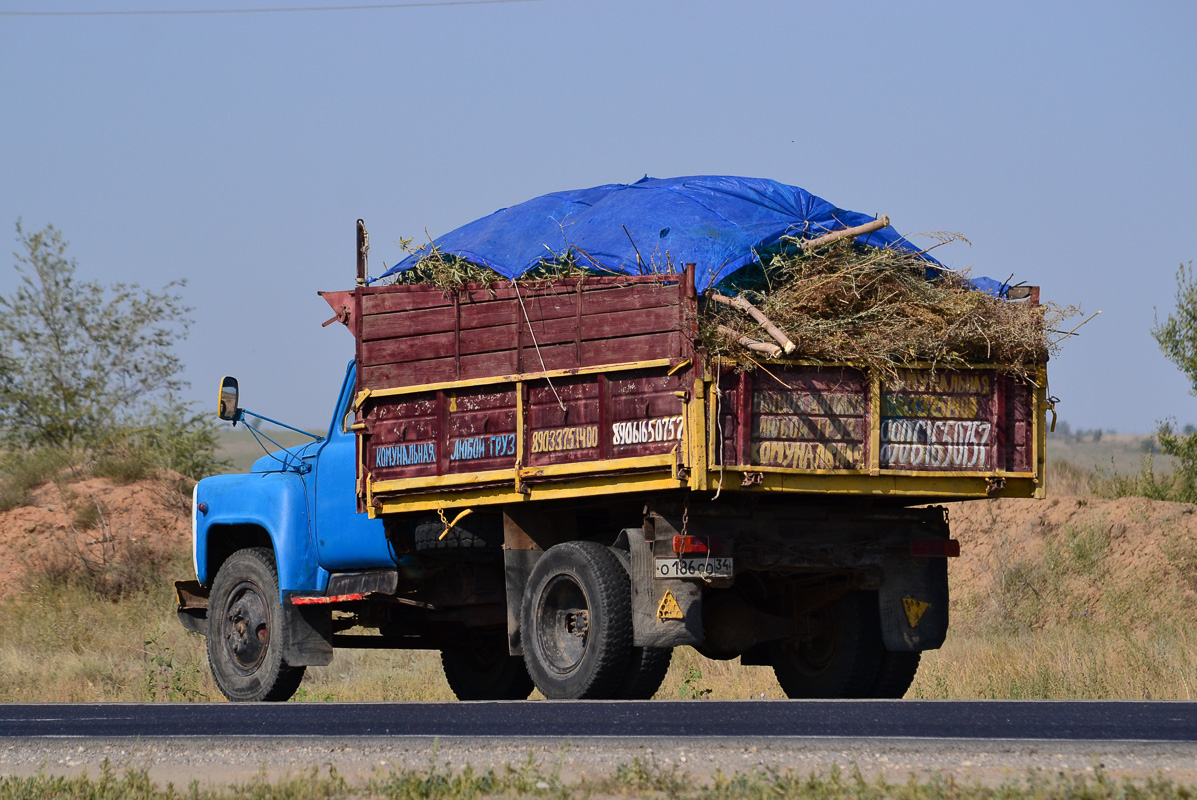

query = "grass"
[0,447,70,512]
[2,438,1196,703]
[3,552,1192,703]
[2,760,1195,800]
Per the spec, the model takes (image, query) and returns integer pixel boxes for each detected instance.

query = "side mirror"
[218,376,240,422]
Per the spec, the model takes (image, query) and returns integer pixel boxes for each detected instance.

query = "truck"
[176,195,1048,703]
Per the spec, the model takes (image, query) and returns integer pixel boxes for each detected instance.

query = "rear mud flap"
[504,549,541,656]
[629,528,703,648]
[879,548,949,651]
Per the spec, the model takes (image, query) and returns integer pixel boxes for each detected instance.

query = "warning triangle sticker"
[657,590,684,620]
[903,596,931,628]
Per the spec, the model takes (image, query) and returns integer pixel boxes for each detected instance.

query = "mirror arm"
[236,408,324,442]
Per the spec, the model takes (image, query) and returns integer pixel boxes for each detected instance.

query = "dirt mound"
[0,475,191,598]
[946,494,1197,625]
[1,472,1193,622]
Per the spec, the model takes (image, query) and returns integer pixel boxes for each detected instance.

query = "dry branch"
[797,215,891,251]
[710,293,797,354]
[717,325,782,358]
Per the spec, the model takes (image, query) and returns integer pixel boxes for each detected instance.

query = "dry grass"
[3,455,1194,703]
[7,759,1197,800]
[386,236,621,291]
[704,239,1075,383]
[911,620,1197,700]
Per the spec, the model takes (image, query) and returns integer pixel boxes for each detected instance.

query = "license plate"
[653,557,734,579]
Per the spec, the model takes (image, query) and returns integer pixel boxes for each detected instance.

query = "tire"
[606,547,672,700]
[616,646,672,700]
[207,547,305,702]
[521,541,633,699]
[869,650,921,699]
[441,643,534,701]
[414,515,501,557]
[770,590,884,699]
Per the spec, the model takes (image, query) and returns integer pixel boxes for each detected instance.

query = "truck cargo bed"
[334,268,1045,515]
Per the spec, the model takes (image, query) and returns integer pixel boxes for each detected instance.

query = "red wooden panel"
[750,366,870,471]
[1005,377,1034,472]
[456,298,520,331]
[607,373,687,459]
[459,324,519,357]
[879,370,999,472]
[444,388,518,474]
[363,393,439,481]
[360,359,456,390]
[357,275,691,390]
[526,377,603,467]
[360,288,454,317]
[716,368,741,466]
[360,332,455,368]
[580,331,679,366]
[360,305,457,342]
[581,283,683,316]
[457,349,522,381]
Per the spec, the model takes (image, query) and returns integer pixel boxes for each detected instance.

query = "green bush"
[0,448,70,512]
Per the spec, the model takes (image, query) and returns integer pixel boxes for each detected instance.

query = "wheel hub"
[536,574,591,674]
[222,581,270,674]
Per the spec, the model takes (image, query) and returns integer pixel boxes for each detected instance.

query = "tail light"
[910,539,960,557]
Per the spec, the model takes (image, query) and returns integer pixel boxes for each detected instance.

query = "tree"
[1149,262,1197,502]
[1154,261,1197,393]
[0,221,192,448]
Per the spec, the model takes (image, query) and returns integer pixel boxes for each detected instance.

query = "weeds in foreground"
[1,760,1195,800]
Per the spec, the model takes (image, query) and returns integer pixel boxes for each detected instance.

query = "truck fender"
[878,547,949,651]
[194,472,327,596]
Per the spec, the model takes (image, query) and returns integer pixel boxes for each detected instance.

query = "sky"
[1,0,1195,434]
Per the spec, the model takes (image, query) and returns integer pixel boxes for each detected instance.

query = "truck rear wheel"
[606,547,672,699]
[521,541,632,699]
[870,650,921,698]
[441,642,534,700]
[207,547,305,702]
[616,646,672,699]
[770,590,883,699]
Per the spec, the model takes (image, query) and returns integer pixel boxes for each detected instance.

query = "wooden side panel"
[363,392,439,482]
[607,372,688,459]
[878,369,998,472]
[719,365,1038,475]
[444,388,518,474]
[751,367,870,471]
[526,377,601,467]
[355,273,693,392]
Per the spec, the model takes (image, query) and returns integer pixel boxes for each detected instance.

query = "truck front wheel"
[207,547,305,702]
[521,541,632,699]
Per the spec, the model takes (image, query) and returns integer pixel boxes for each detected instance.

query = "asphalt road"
[1,700,1194,741]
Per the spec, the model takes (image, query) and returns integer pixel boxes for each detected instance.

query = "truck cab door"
[312,362,392,571]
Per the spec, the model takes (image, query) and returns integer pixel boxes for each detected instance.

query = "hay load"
[376,176,1081,382]
[700,230,1078,384]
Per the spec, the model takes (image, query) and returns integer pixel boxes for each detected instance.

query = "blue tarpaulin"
[377,175,1004,295]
